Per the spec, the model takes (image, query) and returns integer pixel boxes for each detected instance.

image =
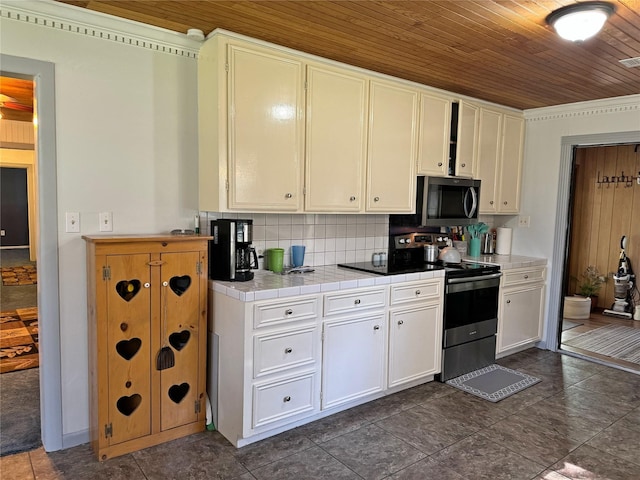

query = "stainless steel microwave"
[390,176,481,227]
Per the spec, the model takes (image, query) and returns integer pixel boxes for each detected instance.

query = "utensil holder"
[469,237,481,257]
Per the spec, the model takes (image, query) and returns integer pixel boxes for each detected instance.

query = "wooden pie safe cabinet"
[83,235,211,460]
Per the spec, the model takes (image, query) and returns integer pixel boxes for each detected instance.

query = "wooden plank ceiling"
[55,0,640,110]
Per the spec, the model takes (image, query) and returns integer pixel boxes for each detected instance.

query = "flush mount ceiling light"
[546,1,615,42]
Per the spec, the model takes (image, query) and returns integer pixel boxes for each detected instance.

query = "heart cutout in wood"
[169,275,191,296]
[116,279,141,302]
[169,330,190,351]
[116,393,142,416]
[116,338,142,360]
[168,383,190,404]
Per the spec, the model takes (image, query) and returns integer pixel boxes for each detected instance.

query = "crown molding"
[0,0,201,59]
[524,94,640,122]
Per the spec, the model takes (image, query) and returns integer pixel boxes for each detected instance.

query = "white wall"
[520,96,640,344]
[1,2,200,441]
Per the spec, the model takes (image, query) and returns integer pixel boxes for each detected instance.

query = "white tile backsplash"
[204,212,389,269]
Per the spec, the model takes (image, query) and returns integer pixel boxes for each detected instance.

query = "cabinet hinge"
[196,261,202,275]
[303,186,306,196]
[225,62,229,73]
[195,400,201,414]
[104,423,112,438]
[102,266,111,281]
[320,391,323,403]
[304,80,307,90]
[225,178,229,191]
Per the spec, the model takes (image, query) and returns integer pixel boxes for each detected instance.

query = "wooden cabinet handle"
[503,201,508,205]
[489,201,494,205]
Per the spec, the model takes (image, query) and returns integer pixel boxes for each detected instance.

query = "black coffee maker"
[209,219,258,282]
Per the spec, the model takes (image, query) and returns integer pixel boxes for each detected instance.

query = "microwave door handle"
[463,188,472,218]
[469,186,478,217]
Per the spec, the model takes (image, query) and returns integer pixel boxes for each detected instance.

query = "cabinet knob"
[350,196,356,202]
[284,347,293,354]
[373,325,380,331]
[285,193,293,199]
[374,196,380,202]
[144,282,150,288]
[415,290,421,296]
[506,299,511,304]
[354,299,361,305]
[461,163,466,168]
[524,275,529,279]
[283,396,291,402]
[162,281,168,287]
[503,201,508,205]
[489,201,494,205]
[120,322,128,332]
[438,162,443,167]
[284,309,293,316]
[398,320,404,325]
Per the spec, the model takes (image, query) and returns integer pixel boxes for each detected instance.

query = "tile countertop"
[209,255,547,302]
[209,265,445,302]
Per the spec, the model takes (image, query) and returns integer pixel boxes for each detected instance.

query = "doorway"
[1,54,63,453]
[558,143,640,372]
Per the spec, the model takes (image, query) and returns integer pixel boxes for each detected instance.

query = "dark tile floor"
[2,347,640,479]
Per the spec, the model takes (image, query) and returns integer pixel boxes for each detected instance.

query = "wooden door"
[159,251,201,431]
[106,254,152,445]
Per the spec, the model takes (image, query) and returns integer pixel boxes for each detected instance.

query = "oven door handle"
[447,272,502,284]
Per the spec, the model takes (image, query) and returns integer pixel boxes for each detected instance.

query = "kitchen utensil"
[438,246,461,264]
[424,244,438,263]
[157,281,175,370]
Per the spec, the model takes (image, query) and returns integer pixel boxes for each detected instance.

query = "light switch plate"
[518,215,530,228]
[65,212,80,233]
[99,212,113,232]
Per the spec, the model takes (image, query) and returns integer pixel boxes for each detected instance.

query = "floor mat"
[563,325,640,364]
[446,364,541,402]
[0,308,39,373]
[1,265,37,286]
[0,367,41,456]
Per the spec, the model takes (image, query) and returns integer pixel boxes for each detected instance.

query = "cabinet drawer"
[323,288,387,316]
[254,327,316,378]
[502,267,545,287]
[253,296,319,329]
[390,280,441,306]
[252,372,315,428]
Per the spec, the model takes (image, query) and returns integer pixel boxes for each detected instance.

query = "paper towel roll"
[496,227,512,255]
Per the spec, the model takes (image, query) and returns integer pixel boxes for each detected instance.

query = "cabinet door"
[476,109,502,214]
[366,80,418,212]
[498,284,544,354]
[388,303,442,388]
[417,93,450,176]
[227,44,304,211]
[159,251,202,431]
[497,114,524,214]
[454,101,478,178]
[305,64,368,212]
[322,314,386,409]
[106,254,152,445]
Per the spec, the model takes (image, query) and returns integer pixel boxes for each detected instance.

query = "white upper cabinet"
[227,43,305,211]
[475,107,525,214]
[453,101,479,178]
[366,80,418,212]
[416,92,451,177]
[304,64,368,212]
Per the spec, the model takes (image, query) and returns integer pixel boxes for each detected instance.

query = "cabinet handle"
[284,309,293,316]
[438,162,443,167]
[354,299,361,305]
[120,322,128,332]
[284,347,293,354]
[162,281,168,287]
[506,299,511,304]
[398,320,404,325]
[489,201,494,205]
[373,325,380,330]
[415,290,421,296]
[461,163,466,168]
[350,196,356,201]
[503,201,508,205]
[374,196,380,202]
[524,275,529,279]
[144,282,150,288]
[283,396,291,402]
[286,193,293,199]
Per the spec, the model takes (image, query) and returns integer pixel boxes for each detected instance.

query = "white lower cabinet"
[211,277,444,447]
[497,266,546,357]
[322,313,386,409]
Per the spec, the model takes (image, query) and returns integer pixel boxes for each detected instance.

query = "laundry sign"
[596,171,640,188]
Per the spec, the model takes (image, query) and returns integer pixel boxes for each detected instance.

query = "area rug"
[0,367,42,456]
[1,265,37,286]
[562,320,583,331]
[0,308,39,373]
[446,364,541,402]
[563,325,640,364]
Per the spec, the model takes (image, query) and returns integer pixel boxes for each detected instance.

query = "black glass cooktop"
[338,261,500,278]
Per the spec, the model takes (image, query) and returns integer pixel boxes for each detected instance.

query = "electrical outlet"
[99,212,113,232]
[65,212,80,233]
[518,215,531,228]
